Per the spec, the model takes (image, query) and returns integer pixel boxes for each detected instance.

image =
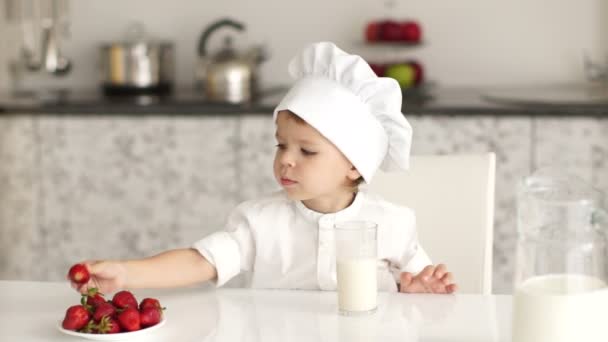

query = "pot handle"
[197,18,245,57]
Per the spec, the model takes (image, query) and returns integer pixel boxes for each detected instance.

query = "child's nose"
[279,152,296,167]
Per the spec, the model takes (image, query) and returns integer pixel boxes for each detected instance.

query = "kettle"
[196,18,266,104]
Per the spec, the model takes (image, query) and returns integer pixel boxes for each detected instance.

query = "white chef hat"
[273,41,412,183]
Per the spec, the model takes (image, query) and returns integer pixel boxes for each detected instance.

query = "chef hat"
[273,41,412,183]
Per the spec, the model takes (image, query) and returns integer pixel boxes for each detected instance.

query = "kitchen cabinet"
[0,94,607,294]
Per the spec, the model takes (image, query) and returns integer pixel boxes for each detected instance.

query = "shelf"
[355,41,426,48]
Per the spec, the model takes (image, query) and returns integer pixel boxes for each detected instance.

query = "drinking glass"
[335,221,378,316]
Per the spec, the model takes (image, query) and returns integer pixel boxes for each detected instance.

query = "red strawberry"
[62,305,91,331]
[117,307,141,332]
[82,288,106,309]
[139,298,162,311]
[112,290,138,309]
[93,302,116,322]
[139,307,162,328]
[80,319,96,334]
[86,293,106,308]
[68,264,90,284]
[97,316,122,334]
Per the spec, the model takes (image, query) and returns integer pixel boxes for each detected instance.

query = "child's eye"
[275,143,286,150]
[301,148,317,156]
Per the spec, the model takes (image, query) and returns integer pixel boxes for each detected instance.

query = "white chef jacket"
[192,190,431,292]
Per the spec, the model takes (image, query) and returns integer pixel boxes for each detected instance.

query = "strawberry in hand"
[68,264,90,285]
[68,261,128,295]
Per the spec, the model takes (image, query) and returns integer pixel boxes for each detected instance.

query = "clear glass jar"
[513,169,608,342]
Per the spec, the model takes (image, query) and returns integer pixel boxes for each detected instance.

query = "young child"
[70,42,456,295]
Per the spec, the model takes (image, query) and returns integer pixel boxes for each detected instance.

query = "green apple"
[384,63,415,89]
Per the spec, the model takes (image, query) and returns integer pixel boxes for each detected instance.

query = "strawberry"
[117,307,141,332]
[62,305,91,331]
[97,316,122,334]
[81,288,106,309]
[112,290,138,309]
[68,263,90,284]
[80,319,96,334]
[139,307,162,327]
[93,302,116,322]
[139,298,162,311]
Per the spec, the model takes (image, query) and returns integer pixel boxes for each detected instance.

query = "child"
[70,42,456,295]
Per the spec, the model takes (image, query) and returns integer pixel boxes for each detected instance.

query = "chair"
[366,153,496,294]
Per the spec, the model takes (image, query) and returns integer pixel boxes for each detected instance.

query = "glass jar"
[512,169,608,342]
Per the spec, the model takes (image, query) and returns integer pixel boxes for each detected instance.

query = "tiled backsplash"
[1,114,606,293]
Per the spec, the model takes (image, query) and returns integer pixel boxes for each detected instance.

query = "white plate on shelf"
[56,317,166,341]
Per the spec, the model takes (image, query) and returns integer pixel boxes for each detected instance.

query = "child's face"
[273,111,361,201]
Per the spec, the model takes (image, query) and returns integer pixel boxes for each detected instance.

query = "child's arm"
[70,248,217,294]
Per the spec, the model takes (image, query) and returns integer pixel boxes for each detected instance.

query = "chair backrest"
[366,153,496,294]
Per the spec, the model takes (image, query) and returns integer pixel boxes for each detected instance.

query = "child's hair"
[278,110,364,192]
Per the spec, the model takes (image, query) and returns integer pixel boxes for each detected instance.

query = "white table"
[0,281,513,341]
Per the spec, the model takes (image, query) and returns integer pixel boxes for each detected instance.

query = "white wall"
[1,0,605,92]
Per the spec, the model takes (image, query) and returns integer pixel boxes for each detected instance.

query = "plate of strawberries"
[58,288,166,340]
[59,264,166,340]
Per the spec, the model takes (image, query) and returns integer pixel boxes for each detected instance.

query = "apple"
[379,20,402,41]
[384,63,415,89]
[400,21,422,42]
[365,21,382,42]
[407,60,424,85]
[368,63,386,77]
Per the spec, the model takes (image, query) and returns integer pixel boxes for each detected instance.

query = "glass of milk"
[334,221,377,316]
[513,169,608,342]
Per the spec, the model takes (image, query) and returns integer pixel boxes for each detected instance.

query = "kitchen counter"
[1,84,608,116]
[0,280,513,341]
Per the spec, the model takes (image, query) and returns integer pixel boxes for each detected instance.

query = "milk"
[512,274,608,342]
[336,258,377,314]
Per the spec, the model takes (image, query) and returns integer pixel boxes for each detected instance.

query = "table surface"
[0,280,513,341]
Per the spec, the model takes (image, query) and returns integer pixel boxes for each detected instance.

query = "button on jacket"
[193,190,431,292]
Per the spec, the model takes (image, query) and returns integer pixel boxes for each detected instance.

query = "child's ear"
[346,165,361,181]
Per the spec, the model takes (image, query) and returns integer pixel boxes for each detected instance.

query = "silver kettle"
[196,18,266,104]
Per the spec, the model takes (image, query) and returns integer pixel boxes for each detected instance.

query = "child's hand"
[399,264,457,294]
[67,260,127,295]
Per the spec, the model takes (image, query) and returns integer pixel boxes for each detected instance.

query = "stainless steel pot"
[100,23,174,95]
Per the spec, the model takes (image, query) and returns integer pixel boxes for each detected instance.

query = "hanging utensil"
[41,0,71,76]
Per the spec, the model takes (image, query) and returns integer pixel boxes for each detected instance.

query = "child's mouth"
[280,178,297,186]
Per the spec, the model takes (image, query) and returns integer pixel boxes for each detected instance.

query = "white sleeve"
[192,203,255,287]
[401,243,432,275]
[388,208,432,281]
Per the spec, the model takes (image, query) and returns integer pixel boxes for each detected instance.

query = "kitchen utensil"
[196,18,267,103]
[100,22,174,96]
[41,0,71,76]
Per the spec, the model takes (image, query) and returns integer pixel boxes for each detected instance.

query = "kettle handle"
[197,18,245,57]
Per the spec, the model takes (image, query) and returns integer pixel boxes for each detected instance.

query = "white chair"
[366,153,496,294]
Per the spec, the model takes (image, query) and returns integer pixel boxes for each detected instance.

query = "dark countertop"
[1,84,608,116]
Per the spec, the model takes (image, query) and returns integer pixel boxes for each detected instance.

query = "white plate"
[57,317,166,341]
